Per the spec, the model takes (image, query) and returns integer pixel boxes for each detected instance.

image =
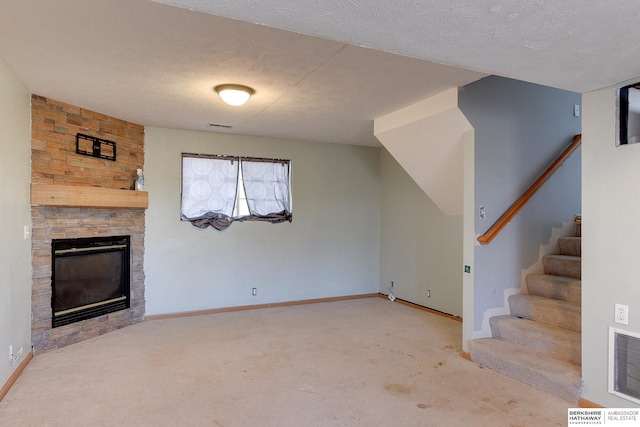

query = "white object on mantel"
[136,168,145,191]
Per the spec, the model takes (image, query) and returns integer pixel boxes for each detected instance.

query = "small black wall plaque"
[76,133,116,161]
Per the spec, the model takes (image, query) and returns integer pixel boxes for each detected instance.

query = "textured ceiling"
[2,1,639,146]
[0,0,484,146]
[154,0,640,93]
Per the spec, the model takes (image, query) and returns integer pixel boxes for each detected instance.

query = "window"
[617,82,640,146]
[180,153,292,230]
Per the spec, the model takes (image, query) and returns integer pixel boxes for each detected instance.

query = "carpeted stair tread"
[469,338,582,404]
[489,315,581,365]
[558,236,581,257]
[543,254,581,279]
[526,274,581,304]
[509,294,581,332]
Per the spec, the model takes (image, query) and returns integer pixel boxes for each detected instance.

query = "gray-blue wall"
[0,58,32,387]
[379,148,463,316]
[459,76,581,332]
[144,128,381,315]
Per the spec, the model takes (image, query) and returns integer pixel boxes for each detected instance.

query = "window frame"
[617,82,640,146]
[180,153,292,230]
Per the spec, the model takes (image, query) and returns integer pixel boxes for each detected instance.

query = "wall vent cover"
[609,327,640,404]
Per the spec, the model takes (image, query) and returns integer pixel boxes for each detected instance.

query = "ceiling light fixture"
[214,84,255,106]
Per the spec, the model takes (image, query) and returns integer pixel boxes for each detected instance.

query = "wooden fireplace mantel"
[31,184,148,209]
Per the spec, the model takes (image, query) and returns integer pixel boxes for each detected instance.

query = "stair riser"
[509,295,581,332]
[469,339,581,404]
[558,237,581,257]
[543,256,581,279]
[490,316,581,365]
[526,274,581,304]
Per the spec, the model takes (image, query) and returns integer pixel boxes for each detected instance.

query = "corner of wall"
[0,57,33,390]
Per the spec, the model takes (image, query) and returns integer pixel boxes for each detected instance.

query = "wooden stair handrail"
[477,134,582,245]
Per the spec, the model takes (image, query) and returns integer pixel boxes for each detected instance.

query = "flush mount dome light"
[214,84,255,106]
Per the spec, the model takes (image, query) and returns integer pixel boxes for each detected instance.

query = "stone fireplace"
[30,95,146,354]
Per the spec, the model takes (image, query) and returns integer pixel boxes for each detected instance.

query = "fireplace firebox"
[52,235,130,328]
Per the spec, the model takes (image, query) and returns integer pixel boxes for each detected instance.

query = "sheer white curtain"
[181,154,292,230]
[181,155,239,229]
[241,159,291,219]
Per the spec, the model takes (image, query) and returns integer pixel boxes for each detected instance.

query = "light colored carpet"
[0,298,570,426]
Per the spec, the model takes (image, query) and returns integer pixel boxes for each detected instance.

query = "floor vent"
[609,327,640,404]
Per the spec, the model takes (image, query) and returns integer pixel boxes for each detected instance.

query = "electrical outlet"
[479,205,485,219]
[615,304,629,325]
[390,281,394,288]
[8,345,12,364]
[426,290,431,298]
[252,287,257,296]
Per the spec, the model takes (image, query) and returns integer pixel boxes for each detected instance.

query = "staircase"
[469,229,582,403]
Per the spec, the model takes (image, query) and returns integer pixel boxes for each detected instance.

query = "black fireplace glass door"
[51,235,130,327]
[54,250,124,312]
